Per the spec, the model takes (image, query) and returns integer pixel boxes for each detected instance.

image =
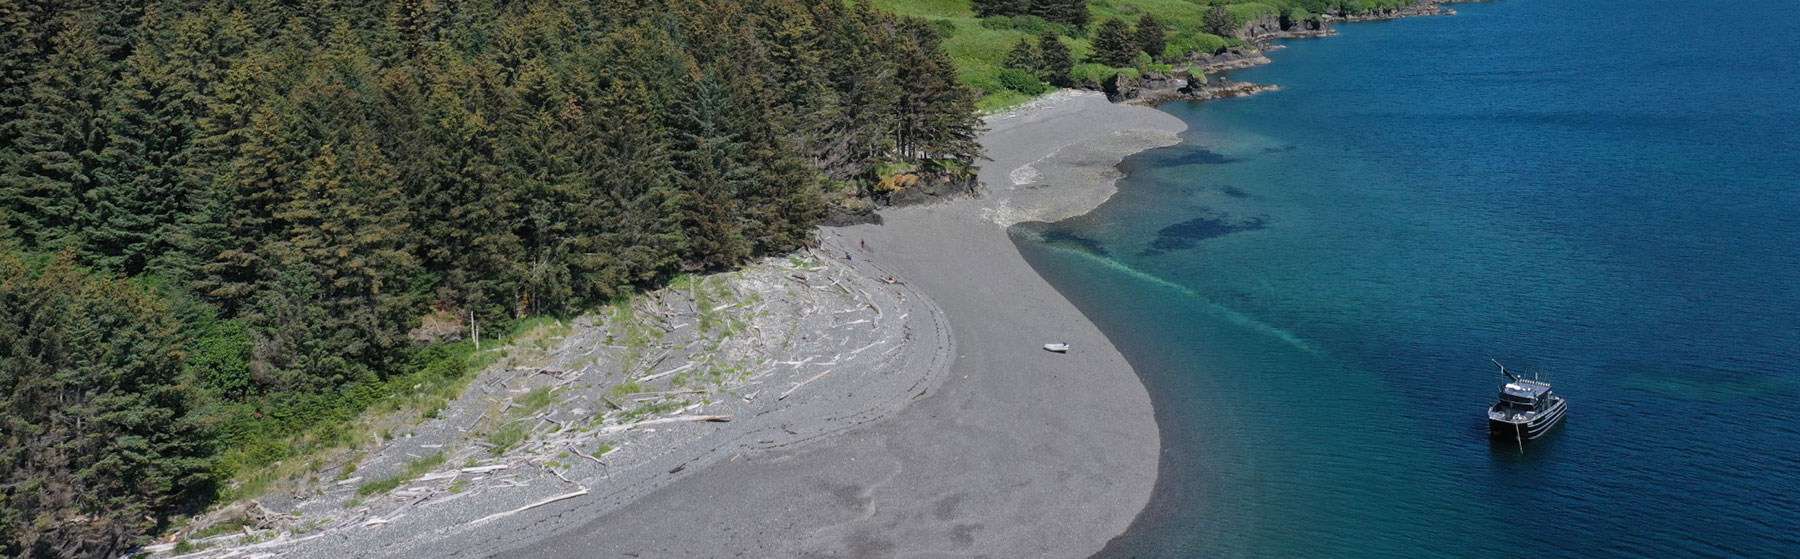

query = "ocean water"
[1013,0,1800,557]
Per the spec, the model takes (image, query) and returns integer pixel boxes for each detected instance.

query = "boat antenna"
[1492,359,1519,382]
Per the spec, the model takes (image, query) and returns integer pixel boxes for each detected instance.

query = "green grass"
[212,341,478,501]
[485,421,531,456]
[515,386,556,417]
[188,516,253,540]
[622,400,686,422]
[871,0,1253,110]
[610,381,646,398]
[869,0,972,18]
[355,451,447,497]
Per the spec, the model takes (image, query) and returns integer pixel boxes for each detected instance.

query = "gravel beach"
[503,91,1186,557]
[157,91,1186,559]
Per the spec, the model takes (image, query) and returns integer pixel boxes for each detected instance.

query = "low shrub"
[997,68,1049,94]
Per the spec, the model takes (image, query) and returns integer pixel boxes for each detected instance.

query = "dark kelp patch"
[1140,211,1267,256]
[1144,146,1239,167]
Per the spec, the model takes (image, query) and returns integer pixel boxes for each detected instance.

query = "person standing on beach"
[860,238,867,249]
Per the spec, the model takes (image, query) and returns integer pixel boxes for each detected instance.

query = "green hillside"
[871,0,1428,110]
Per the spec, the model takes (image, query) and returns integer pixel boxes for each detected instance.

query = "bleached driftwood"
[596,415,732,435]
[460,464,509,474]
[635,362,694,383]
[779,369,833,401]
[362,516,396,527]
[467,488,590,526]
[624,389,703,399]
[849,340,883,355]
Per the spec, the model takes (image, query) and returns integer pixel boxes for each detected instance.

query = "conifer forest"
[0,0,982,556]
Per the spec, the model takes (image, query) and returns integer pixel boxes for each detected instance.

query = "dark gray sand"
[503,92,1185,558]
[155,92,1185,559]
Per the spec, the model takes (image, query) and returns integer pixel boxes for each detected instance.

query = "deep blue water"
[1014,0,1800,556]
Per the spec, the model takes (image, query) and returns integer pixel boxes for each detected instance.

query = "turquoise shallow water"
[1014,0,1800,556]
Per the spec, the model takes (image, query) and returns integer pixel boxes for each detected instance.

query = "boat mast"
[1492,359,1519,383]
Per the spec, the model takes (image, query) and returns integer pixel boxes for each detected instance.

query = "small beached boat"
[1043,343,1070,353]
[1487,360,1566,442]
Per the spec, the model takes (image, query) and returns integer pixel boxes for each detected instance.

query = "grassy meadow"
[873,0,1426,110]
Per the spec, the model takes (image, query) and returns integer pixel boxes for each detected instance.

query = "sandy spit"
[496,91,1186,558]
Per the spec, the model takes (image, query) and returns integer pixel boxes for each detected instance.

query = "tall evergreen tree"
[0,251,211,559]
[1003,38,1041,73]
[87,44,201,274]
[668,70,755,272]
[1031,0,1089,29]
[198,103,302,310]
[1037,30,1075,86]
[1091,17,1138,67]
[891,18,983,168]
[1135,13,1166,60]
[270,138,415,376]
[0,0,53,152]
[0,16,114,250]
[971,0,1028,18]
[1204,5,1238,38]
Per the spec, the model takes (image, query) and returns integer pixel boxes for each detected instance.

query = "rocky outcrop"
[1090,0,1484,109]
[1323,1,1473,23]
[821,169,983,223]
[1102,72,1187,103]
[822,201,882,226]
[1178,46,1273,74]
[1240,12,1333,43]
[1133,75,1278,106]
[1325,6,1453,22]
[1100,70,1278,106]
[883,171,983,207]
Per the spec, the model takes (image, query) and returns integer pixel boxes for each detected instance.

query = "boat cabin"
[1497,380,1553,411]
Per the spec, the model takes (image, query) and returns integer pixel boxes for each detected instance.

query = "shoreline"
[501,91,1182,557]
[500,4,1479,555]
[148,4,1494,556]
[145,95,1188,559]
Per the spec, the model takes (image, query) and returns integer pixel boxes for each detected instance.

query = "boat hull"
[1489,398,1566,441]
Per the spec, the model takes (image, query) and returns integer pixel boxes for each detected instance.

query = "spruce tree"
[1136,13,1166,61]
[891,18,983,168]
[272,137,415,373]
[972,0,1028,18]
[1204,5,1238,38]
[0,0,49,152]
[0,16,113,250]
[1004,38,1041,73]
[1037,30,1075,86]
[88,46,201,275]
[1092,17,1138,67]
[668,69,754,272]
[199,104,300,310]
[1031,0,1089,28]
[0,251,211,559]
